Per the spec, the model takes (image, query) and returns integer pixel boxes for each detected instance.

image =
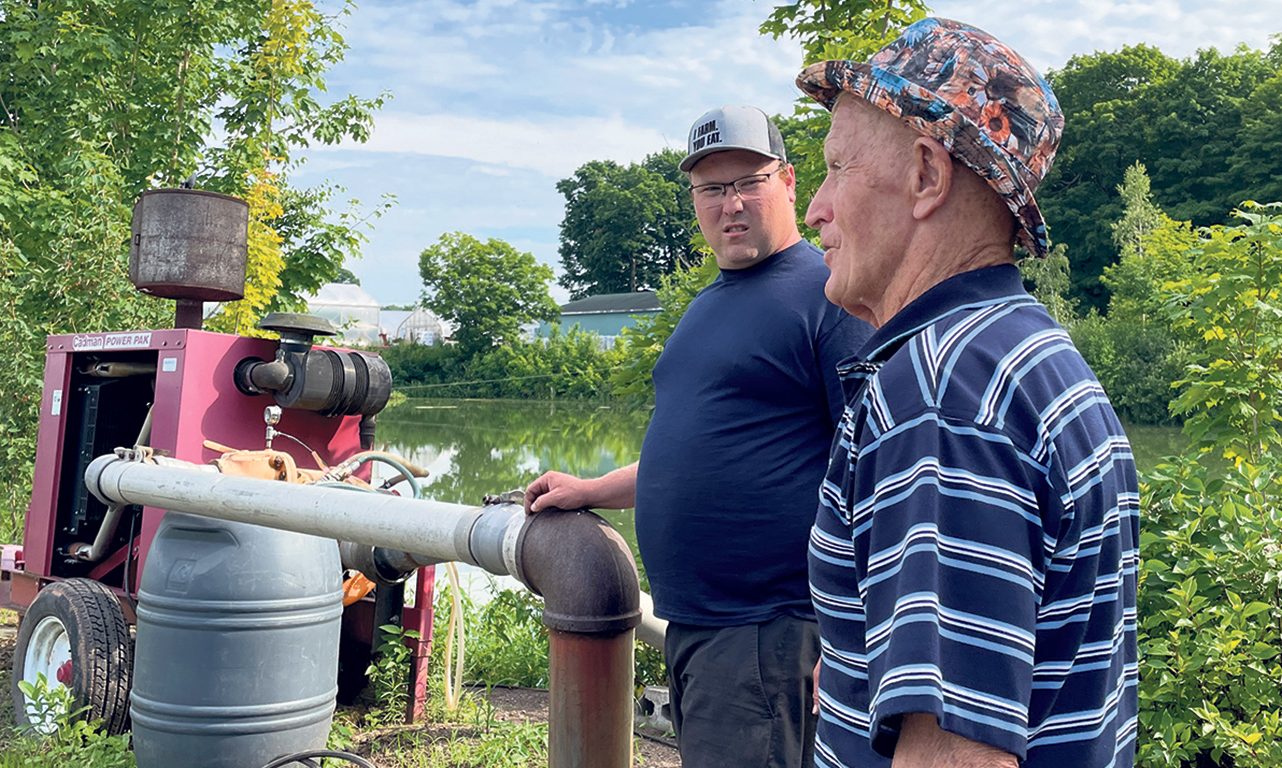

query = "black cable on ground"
[259,749,378,768]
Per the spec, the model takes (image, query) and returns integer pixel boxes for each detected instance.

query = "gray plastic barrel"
[131,511,342,768]
[129,189,248,302]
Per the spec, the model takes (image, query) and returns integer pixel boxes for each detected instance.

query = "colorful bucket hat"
[796,18,1063,257]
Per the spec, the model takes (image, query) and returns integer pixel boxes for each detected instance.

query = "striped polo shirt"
[809,264,1138,767]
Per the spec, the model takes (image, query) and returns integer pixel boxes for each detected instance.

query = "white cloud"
[322,112,667,177]
[932,0,1278,72]
[330,0,805,146]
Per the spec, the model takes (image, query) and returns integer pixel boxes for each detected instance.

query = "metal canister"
[129,189,248,302]
[130,511,342,768]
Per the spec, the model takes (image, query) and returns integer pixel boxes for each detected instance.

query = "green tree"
[760,0,929,235]
[1019,243,1077,325]
[556,149,698,299]
[331,265,360,285]
[775,108,833,235]
[760,0,929,64]
[1075,164,1194,425]
[1228,54,1282,209]
[0,0,385,536]
[1037,45,1180,310]
[418,232,559,358]
[1104,164,1197,323]
[268,184,392,311]
[610,255,720,401]
[199,0,388,329]
[1112,163,1165,256]
[642,149,703,278]
[1039,42,1279,310]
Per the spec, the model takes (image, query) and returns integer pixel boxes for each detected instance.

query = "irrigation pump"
[2,187,652,768]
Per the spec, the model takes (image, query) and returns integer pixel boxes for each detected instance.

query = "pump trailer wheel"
[10,578,133,735]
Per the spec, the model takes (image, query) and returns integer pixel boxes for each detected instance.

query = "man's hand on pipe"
[525,471,596,514]
[524,462,639,514]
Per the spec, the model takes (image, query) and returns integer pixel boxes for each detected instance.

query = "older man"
[526,105,871,767]
[797,19,1138,768]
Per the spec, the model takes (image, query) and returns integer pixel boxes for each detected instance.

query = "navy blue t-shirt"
[635,240,872,626]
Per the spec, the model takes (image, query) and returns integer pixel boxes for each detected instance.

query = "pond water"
[375,398,1183,592]
[374,398,650,598]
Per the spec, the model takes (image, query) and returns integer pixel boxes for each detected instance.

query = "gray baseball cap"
[679,105,788,172]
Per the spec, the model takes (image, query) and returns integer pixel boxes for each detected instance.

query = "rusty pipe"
[549,630,635,768]
[341,540,669,649]
[515,509,641,768]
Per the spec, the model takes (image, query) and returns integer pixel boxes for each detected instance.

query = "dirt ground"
[0,609,15,727]
[0,609,679,767]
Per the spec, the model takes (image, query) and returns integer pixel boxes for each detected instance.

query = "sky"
[296,0,1279,306]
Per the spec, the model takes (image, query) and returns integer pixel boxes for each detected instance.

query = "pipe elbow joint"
[234,357,293,395]
[515,509,641,636]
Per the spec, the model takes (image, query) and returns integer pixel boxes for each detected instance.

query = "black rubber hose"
[259,749,378,768]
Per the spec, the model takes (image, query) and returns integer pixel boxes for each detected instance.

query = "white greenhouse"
[381,307,449,345]
[304,283,382,347]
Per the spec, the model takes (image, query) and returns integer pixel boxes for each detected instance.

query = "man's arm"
[891,715,1019,768]
[524,462,639,513]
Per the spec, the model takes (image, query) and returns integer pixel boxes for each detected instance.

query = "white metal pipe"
[636,591,668,650]
[85,453,520,573]
[86,451,668,647]
[87,451,667,768]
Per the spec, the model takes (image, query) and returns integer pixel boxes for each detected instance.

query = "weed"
[364,624,422,727]
[360,717,548,768]
[634,640,667,688]
[465,586,549,688]
[324,711,360,767]
[0,675,134,768]
[434,580,668,689]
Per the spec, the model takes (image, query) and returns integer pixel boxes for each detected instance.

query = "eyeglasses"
[690,164,785,206]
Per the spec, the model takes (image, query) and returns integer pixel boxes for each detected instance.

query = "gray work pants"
[665,614,820,768]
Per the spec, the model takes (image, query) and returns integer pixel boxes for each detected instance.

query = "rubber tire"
[10,578,133,735]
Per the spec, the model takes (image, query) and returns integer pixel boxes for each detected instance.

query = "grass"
[0,675,135,768]
[442,580,667,690]
[336,701,549,768]
[0,682,546,768]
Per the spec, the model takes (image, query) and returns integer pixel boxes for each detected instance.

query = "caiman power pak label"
[72,332,153,351]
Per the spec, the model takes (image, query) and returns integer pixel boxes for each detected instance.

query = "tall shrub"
[1163,204,1282,462]
[1137,202,1282,767]
[1139,460,1282,767]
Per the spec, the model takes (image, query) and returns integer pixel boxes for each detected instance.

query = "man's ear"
[782,163,798,204]
[909,137,953,221]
